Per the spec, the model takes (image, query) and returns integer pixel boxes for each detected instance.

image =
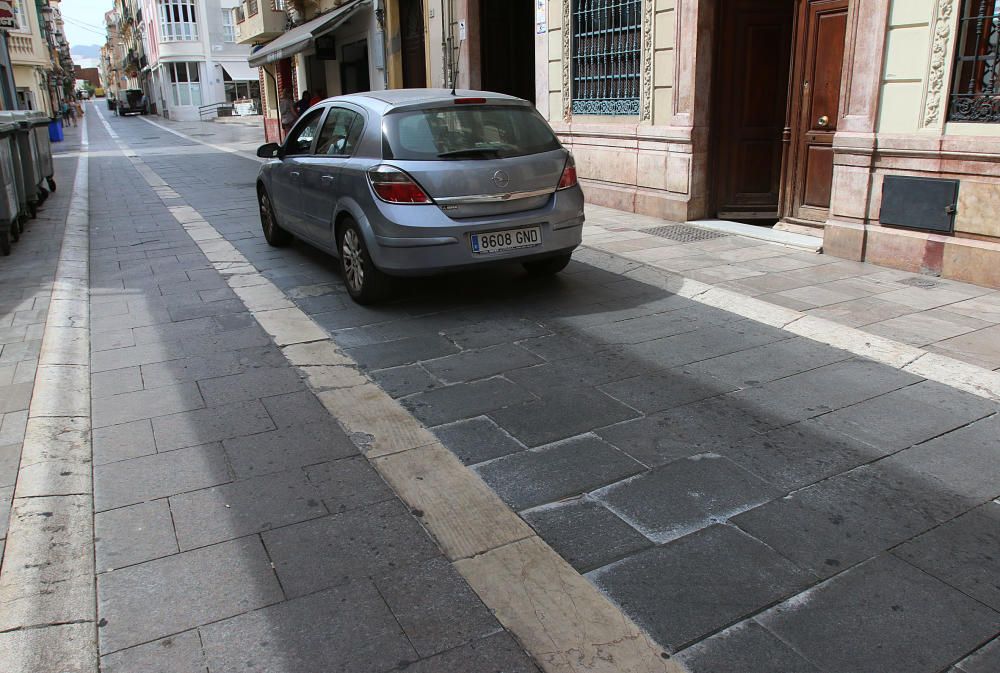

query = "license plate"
[470,227,542,254]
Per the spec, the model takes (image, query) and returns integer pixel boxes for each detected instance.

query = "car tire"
[258,189,292,247]
[523,253,572,276]
[338,218,390,304]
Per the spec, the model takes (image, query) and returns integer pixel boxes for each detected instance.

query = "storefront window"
[160,0,199,42]
[169,62,202,107]
[950,0,1000,122]
[570,0,642,115]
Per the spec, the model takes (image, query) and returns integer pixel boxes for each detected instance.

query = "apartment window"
[222,8,235,42]
[571,0,642,115]
[168,62,202,106]
[160,0,198,42]
[272,0,286,10]
[247,0,259,17]
[11,0,28,31]
[950,0,1000,122]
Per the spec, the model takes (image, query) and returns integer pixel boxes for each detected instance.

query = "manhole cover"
[899,276,940,288]
[641,224,729,243]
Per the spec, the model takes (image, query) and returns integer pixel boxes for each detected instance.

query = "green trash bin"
[9,111,42,217]
[27,111,55,193]
[0,121,20,255]
[0,112,28,232]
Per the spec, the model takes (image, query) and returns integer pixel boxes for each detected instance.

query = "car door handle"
[321,175,336,183]
[289,171,301,178]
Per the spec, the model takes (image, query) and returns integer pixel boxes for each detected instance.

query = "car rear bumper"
[373,222,583,276]
[364,186,585,275]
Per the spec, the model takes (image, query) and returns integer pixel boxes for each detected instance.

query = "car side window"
[316,108,364,157]
[284,110,324,156]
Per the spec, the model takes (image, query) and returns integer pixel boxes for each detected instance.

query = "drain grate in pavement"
[641,224,729,243]
[898,276,940,288]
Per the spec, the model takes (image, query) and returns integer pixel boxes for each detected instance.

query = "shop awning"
[221,61,259,82]
[248,0,369,68]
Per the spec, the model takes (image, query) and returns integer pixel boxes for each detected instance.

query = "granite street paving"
[2,103,999,673]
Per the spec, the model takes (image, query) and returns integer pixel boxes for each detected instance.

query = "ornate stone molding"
[562,0,572,121]
[641,0,653,120]
[923,0,956,128]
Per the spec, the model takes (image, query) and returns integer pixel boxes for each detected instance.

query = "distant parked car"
[115,89,147,116]
[255,89,585,303]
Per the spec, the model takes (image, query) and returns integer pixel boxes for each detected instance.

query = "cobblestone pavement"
[84,108,539,672]
[106,111,1000,672]
[5,105,998,673]
[0,127,81,570]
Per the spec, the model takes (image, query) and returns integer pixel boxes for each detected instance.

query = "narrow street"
[2,101,999,673]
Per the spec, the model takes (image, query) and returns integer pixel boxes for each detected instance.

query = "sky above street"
[60,0,113,63]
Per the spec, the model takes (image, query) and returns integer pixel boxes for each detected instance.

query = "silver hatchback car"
[255,89,585,303]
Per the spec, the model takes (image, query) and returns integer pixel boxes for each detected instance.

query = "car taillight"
[557,155,578,190]
[367,165,432,204]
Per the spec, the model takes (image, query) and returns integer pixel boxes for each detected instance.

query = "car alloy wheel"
[338,219,390,304]
[341,228,365,293]
[258,190,291,247]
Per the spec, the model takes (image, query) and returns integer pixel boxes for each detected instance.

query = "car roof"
[335,88,529,112]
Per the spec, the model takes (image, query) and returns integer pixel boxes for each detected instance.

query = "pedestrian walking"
[295,90,312,117]
[62,99,76,127]
[309,89,325,107]
[279,88,296,135]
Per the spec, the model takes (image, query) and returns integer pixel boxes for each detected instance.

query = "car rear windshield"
[382,105,562,161]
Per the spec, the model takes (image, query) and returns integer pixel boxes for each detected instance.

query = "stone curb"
[105,105,684,673]
[0,119,96,673]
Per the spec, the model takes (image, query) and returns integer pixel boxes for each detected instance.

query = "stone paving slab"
[757,555,1000,673]
[591,525,813,652]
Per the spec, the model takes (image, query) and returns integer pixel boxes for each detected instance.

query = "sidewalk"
[2,105,999,673]
[0,126,81,568]
[583,207,1000,371]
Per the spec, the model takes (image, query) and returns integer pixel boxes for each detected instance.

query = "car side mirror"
[257,142,281,159]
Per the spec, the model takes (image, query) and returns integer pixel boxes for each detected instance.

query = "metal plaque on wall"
[880,175,959,234]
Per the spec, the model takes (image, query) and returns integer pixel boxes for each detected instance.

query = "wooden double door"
[713,0,849,225]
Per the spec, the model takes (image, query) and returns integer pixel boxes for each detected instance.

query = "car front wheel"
[339,219,390,304]
[523,253,572,276]
[258,189,292,247]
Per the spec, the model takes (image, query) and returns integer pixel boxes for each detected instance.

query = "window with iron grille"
[950,0,1000,122]
[571,0,642,116]
[159,0,198,41]
[273,0,286,10]
[247,0,259,16]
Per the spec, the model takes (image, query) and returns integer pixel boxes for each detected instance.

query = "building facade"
[103,0,256,120]
[236,0,385,142]
[532,0,1000,288]
[7,0,56,113]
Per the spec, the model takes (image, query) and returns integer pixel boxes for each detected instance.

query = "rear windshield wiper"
[437,148,504,159]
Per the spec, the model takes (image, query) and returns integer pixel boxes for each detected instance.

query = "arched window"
[950,0,1000,121]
